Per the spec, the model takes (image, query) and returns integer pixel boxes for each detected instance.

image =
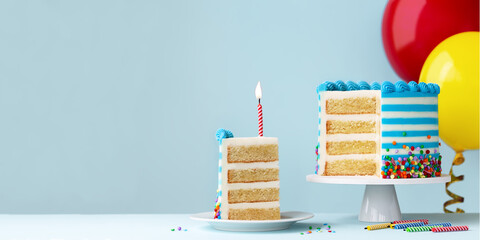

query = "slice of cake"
[315,80,442,179]
[214,129,280,220]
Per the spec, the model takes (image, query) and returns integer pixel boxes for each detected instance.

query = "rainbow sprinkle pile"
[381,142,442,179]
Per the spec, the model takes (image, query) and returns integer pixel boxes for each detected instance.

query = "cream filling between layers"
[222,137,278,146]
[225,181,279,190]
[320,114,377,121]
[225,161,278,170]
[325,133,377,141]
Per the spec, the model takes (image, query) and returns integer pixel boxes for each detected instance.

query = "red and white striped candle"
[432,226,469,233]
[255,82,263,137]
[392,219,429,224]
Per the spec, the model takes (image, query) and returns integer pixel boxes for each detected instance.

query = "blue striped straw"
[425,222,452,227]
[394,222,425,229]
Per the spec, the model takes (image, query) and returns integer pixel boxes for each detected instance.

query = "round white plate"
[306,174,451,185]
[190,211,314,231]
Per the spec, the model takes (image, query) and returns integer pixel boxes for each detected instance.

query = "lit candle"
[255,82,263,137]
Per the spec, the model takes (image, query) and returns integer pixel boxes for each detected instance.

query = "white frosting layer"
[323,90,381,99]
[382,136,439,143]
[382,97,438,104]
[226,181,279,190]
[225,161,278,170]
[381,148,439,156]
[382,112,438,118]
[326,133,377,142]
[381,124,438,131]
[222,137,278,146]
[320,114,377,121]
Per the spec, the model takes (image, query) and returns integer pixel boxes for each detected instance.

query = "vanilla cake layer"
[326,141,377,155]
[228,168,279,183]
[228,188,279,203]
[326,120,376,134]
[325,159,377,175]
[216,135,280,220]
[226,143,278,163]
[326,97,377,114]
[229,207,280,220]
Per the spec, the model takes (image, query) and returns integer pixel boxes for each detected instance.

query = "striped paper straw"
[390,221,421,229]
[405,225,443,232]
[364,223,391,230]
[425,222,452,227]
[392,219,429,224]
[394,222,425,229]
[432,226,469,233]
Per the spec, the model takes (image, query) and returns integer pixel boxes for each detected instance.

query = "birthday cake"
[214,129,280,220]
[315,80,442,178]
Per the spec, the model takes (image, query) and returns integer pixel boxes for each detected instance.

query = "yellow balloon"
[420,31,479,151]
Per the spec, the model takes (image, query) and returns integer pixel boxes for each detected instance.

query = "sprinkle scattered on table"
[300,224,335,235]
[170,227,188,232]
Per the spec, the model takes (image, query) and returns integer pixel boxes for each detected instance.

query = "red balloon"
[382,0,479,82]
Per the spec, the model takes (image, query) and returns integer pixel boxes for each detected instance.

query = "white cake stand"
[306,174,451,222]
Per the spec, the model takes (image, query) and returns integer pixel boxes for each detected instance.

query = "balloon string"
[444,152,465,213]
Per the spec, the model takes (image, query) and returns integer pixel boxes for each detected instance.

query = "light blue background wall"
[0,0,478,214]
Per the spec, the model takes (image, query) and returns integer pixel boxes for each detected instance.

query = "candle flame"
[255,81,262,100]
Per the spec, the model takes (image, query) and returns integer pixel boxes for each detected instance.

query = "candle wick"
[258,99,261,105]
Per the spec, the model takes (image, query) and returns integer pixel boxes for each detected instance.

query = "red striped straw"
[257,103,263,137]
[432,226,469,232]
[392,219,428,224]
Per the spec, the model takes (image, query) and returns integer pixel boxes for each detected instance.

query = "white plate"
[306,174,451,185]
[190,211,314,231]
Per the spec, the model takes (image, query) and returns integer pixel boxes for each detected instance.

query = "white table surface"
[0,213,477,240]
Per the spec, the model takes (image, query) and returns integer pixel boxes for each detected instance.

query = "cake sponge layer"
[228,168,279,183]
[228,188,279,204]
[227,145,278,163]
[326,97,377,114]
[229,207,280,220]
[324,159,377,176]
[326,141,376,155]
[326,120,376,134]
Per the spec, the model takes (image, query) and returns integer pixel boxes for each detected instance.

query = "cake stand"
[306,174,451,222]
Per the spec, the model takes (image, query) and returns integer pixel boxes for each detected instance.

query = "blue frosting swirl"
[394,81,409,92]
[371,82,381,90]
[317,81,337,93]
[358,81,371,90]
[427,83,437,94]
[408,81,420,92]
[316,80,439,95]
[346,81,359,91]
[216,128,234,142]
[433,84,440,94]
[418,82,429,93]
[381,81,395,93]
[335,80,347,91]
